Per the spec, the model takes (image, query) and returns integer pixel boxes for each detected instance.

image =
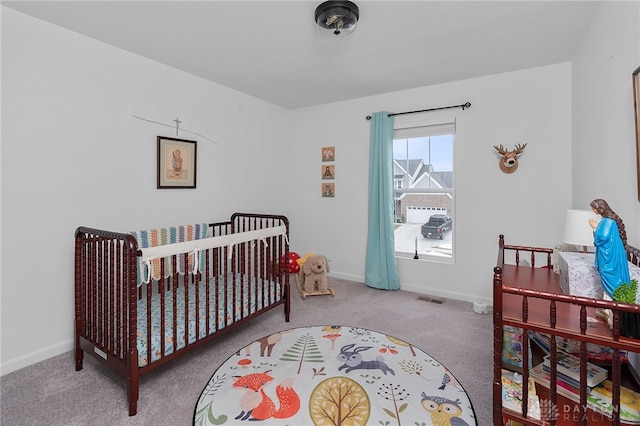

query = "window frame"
[393,117,456,263]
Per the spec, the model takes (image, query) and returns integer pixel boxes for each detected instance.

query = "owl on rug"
[420,393,470,426]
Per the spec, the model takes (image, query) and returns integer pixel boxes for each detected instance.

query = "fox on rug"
[231,371,300,421]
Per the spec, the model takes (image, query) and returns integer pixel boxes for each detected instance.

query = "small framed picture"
[634,66,640,200]
[322,165,335,180]
[322,146,335,162]
[322,183,335,198]
[157,136,197,188]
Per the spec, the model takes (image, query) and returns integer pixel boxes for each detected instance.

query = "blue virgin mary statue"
[593,216,630,298]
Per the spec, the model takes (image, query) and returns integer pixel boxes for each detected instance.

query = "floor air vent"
[417,296,445,304]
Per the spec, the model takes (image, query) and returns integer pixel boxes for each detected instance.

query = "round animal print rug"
[193,325,476,425]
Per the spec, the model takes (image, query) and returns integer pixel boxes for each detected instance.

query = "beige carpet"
[0,277,492,425]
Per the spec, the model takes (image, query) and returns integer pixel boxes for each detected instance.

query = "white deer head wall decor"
[493,143,527,174]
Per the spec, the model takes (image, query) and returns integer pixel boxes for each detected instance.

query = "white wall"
[289,64,573,302]
[1,7,290,373]
[571,0,640,248]
[2,1,638,375]
[572,1,640,372]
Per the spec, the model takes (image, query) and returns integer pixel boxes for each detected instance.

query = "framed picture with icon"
[157,136,197,189]
[322,183,335,198]
[322,146,335,162]
[322,165,335,180]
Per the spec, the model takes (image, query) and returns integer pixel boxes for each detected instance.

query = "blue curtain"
[365,112,400,290]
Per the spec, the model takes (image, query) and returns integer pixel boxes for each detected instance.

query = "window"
[393,122,455,260]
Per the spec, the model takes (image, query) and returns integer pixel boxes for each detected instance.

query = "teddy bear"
[295,254,335,299]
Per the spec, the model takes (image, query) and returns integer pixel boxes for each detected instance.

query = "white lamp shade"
[563,209,599,247]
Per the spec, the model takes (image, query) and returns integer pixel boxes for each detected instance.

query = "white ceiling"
[2,0,600,109]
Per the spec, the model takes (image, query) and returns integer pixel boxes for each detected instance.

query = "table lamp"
[563,209,599,252]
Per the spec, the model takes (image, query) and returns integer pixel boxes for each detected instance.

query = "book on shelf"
[503,325,528,371]
[529,363,640,424]
[501,369,541,421]
[542,352,607,388]
[541,364,594,391]
[590,380,640,423]
[528,330,629,363]
[530,363,586,402]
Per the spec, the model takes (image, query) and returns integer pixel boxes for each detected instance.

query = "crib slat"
[87,237,95,343]
[195,260,200,344]
[240,241,247,318]
[183,252,189,349]
[145,263,152,366]
[204,251,211,336]
[96,238,103,344]
[107,240,114,355]
[172,257,179,356]
[114,240,120,359]
[213,245,220,332]
[160,264,166,366]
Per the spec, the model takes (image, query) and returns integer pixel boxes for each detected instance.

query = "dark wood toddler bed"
[74,212,290,416]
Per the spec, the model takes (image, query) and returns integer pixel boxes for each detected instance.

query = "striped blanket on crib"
[130,223,209,285]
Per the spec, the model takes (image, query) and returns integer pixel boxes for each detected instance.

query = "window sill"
[395,251,454,264]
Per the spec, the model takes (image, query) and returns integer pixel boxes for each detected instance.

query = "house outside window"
[393,122,455,261]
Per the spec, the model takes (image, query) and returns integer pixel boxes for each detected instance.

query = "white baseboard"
[329,271,493,308]
[399,282,493,307]
[1,339,73,376]
[327,271,364,283]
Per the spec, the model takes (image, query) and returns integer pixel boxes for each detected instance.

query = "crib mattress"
[136,275,281,367]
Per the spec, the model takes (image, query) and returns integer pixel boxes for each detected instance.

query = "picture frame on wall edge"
[634,66,640,201]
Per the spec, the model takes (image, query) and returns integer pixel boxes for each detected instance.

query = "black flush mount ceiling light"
[315,1,359,37]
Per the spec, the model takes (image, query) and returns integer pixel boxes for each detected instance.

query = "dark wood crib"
[493,235,640,425]
[74,212,290,416]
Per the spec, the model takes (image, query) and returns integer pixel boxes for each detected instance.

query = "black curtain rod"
[365,102,471,120]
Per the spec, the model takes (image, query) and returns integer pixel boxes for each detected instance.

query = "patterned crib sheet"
[137,275,281,367]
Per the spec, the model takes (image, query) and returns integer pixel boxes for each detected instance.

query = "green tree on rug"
[279,331,324,374]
